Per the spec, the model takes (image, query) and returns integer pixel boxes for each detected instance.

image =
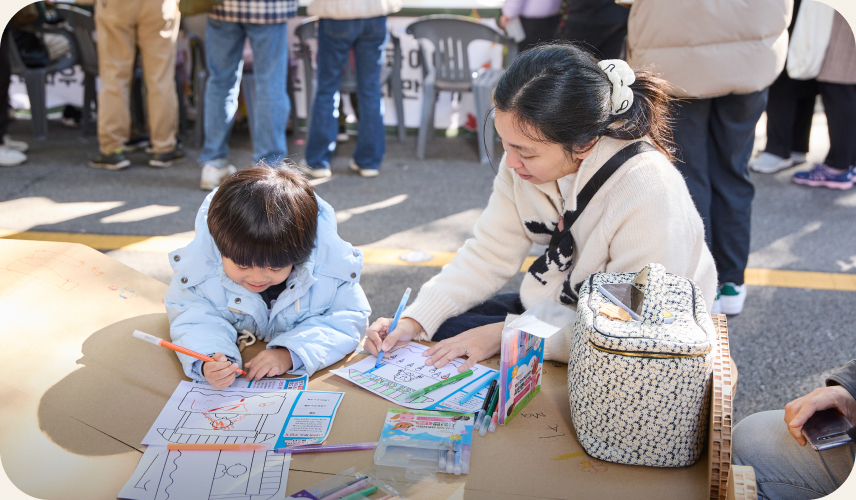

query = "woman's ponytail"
[603,69,676,161]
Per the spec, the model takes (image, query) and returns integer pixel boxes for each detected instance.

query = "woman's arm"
[401,164,535,339]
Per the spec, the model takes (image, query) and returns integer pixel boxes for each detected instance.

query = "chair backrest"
[2,30,29,75]
[55,4,97,75]
[406,15,517,85]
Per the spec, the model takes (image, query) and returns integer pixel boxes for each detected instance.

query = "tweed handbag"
[568,263,715,467]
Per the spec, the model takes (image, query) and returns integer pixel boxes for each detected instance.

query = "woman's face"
[495,110,594,185]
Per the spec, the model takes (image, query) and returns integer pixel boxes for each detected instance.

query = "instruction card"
[118,445,291,500]
[331,342,497,412]
[142,381,344,449]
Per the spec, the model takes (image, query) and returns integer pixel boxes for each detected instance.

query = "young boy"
[165,166,371,388]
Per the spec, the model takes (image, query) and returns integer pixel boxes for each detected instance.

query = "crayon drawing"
[4,250,83,291]
[118,445,290,500]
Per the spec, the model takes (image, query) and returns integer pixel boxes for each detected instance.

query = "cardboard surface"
[1,240,727,499]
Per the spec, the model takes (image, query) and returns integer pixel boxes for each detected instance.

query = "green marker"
[404,370,474,403]
[339,486,378,500]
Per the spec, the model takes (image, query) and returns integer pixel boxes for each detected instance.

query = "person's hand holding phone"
[784,385,856,445]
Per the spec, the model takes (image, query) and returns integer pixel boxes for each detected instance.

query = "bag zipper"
[589,341,712,358]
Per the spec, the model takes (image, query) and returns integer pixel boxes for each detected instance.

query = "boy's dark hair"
[208,164,318,269]
[492,42,675,161]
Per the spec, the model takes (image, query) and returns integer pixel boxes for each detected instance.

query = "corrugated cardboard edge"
[727,465,759,500]
[708,314,749,500]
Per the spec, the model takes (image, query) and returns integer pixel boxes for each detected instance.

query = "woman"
[365,43,717,372]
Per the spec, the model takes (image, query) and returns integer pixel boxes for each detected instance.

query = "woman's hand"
[784,385,856,446]
[423,322,504,373]
[203,352,239,389]
[365,317,422,356]
[245,348,293,381]
[499,14,512,30]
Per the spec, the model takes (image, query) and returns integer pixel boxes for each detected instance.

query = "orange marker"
[167,443,265,451]
[133,330,247,375]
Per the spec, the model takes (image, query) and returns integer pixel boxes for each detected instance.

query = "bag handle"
[633,263,667,325]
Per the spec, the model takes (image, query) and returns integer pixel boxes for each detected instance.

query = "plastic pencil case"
[375,441,471,477]
[285,467,390,500]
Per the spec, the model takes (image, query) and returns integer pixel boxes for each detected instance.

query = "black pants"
[560,21,627,60]
[0,30,11,138]
[819,82,856,170]
[433,293,524,341]
[764,72,817,158]
[672,90,769,285]
[518,15,561,54]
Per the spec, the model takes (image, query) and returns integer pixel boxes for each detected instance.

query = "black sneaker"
[149,148,186,168]
[124,135,151,152]
[89,150,131,170]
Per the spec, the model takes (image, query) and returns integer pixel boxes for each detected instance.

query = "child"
[165,166,370,388]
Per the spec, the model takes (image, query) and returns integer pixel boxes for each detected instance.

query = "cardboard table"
[0,240,755,499]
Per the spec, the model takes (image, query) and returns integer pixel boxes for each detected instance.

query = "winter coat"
[307,0,402,20]
[626,0,791,98]
[165,191,370,380]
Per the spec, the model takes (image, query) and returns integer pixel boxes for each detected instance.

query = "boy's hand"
[203,352,239,389]
[364,317,421,357]
[245,348,293,381]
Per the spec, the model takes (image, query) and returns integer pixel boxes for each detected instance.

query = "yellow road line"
[2,229,855,292]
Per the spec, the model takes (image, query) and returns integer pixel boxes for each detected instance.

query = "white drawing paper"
[118,445,291,500]
[196,375,308,390]
[142,381,344,448]
[331,342,497,411]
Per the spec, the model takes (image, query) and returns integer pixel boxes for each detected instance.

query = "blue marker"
[458,371,498,404]
[375,287,411,369]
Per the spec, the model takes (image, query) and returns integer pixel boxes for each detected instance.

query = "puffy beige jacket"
[627,0,791,98]
[307,0,402,20]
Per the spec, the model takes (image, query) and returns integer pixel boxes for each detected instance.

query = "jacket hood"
[169,191,362,289]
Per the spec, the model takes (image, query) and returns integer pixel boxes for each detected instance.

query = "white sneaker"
[718,282,747,315]
[790,152,808,165]
[349,159,379,178]
[200,163,237,190]
[749,152,794,174]
[3,135,28,153]
[336,132,349,142]
[296,159,332,179]
[0,145,26,166]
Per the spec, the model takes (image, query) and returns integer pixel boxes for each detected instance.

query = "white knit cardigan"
[402,136,718,363]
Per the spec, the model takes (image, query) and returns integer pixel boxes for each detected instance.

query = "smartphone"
[801,408,853,451]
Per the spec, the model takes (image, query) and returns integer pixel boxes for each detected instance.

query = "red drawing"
[91,267,104,276]
[578,458,609,474]
[4,251,83,291]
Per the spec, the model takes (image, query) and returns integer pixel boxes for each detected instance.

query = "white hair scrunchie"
[598,59,635,115]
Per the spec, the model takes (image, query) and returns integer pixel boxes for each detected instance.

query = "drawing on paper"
[108,285,139,299]
[332,342,498,410]
[91,266,104,276]
[156,388,285,444]
[4,250,83,291]
[119,445,290,500]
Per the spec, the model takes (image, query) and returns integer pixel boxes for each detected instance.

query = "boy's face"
[222,257,293,293]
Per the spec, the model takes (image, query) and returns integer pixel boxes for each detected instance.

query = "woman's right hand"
[365,317,422,357]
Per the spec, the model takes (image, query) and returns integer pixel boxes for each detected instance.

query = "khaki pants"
[95,0,180,154]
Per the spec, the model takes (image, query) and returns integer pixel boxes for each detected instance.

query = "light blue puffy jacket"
[165,191,371,380]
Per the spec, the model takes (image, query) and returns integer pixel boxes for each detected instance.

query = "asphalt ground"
[1,106,854,425]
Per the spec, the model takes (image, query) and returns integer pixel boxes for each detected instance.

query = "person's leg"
[245,22,289,165]
[560,21,626,60]
[763,99,795,159]
[708,90,767,286]
[94,1,138,156]
[433,293,524,341]
[518,15,561,53]
[199,19,246,166]
[733,410,856,500]
[819,82,856,170]
[352,16,388,171]
[304,19,355,170]
[0,35,10,138]
[671,98,714,246]
[137,0,180,155]
[791,95,816,156]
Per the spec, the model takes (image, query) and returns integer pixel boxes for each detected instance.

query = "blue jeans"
[305,17,388,170]
[733,410,856,499]
[433,293,524,341]
[200,18,290,166]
